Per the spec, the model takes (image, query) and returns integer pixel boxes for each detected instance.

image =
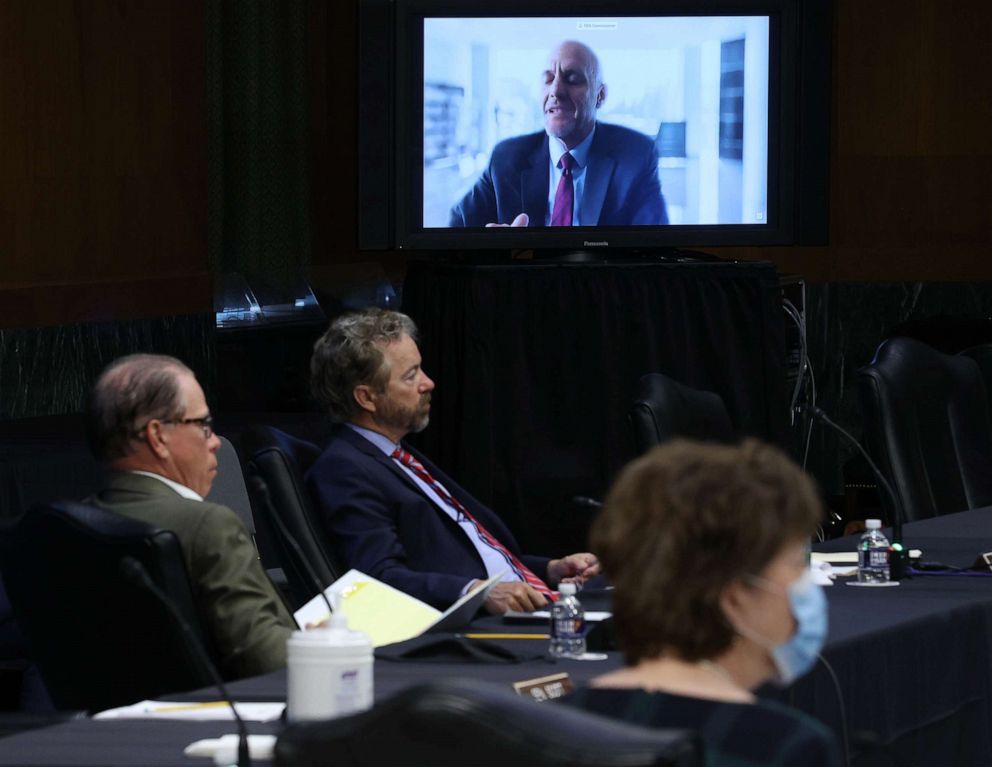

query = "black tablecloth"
[4,511,992,766]
[797,508,992,767]
[201,644,623,707]
[183,589,622,703]
[0,719,281,766]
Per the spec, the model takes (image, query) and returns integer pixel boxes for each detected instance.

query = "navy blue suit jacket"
[449,122,668,227]
[305,427,550,609]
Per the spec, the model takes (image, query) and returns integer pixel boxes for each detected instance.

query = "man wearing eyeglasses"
[85,354,296,680]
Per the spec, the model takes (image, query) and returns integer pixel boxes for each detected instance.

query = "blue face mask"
[770,571,828,685]
[739,570,828,686]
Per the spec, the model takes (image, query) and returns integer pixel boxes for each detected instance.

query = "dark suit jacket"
[449,122,668,227]
[305,426,551,609]
[88,472,296,680]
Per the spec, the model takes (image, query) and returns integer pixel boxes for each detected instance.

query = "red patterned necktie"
[550,152,575,226]
[391,447,555,599]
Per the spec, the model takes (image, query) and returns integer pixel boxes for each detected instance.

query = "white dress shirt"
[131,470,203,501]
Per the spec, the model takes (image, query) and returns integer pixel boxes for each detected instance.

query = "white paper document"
[94,700,285,722]
[293,569,504,647]
[811,549,922,578]
[185,734,277,761]
[503,610,612,622]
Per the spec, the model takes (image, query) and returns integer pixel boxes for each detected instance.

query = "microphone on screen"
[796,403,908,580]
[119,556,252,767]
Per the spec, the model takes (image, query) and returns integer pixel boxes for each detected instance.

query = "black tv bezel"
[376,0,828,252]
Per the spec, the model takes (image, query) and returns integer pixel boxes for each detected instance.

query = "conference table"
[3,509,992,766]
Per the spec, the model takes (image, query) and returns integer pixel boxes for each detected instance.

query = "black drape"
[402,260,788,555]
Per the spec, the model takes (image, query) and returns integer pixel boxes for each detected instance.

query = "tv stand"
[536,249,605,264]
[510,247,727,265]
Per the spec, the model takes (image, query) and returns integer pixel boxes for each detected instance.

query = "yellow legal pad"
[293,569,504,647]
[337,577,440,646]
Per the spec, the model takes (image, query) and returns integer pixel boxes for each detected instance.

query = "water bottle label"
[551,616,585,638]
[869,549,888,568]
[858,548,889,568]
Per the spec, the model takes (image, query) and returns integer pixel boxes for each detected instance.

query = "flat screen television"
[358,0,831,253]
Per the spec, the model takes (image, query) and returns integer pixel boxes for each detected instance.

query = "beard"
[376,393,431,436]
[543,98,595,146]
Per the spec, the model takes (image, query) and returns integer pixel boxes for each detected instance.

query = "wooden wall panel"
[0,0,209,328]
[715,0,992,280]
[3,0,990,326]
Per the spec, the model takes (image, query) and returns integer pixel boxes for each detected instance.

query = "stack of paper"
[293,569,503,647]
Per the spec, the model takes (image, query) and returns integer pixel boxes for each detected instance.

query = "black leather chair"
[960,343,992,421]
[276,679,701,767]
[206,435,257,539]
[627,373,735,457]
[0,501,217,712]
[858,337,992,522]
[243,426,343,609]
[207,434,289,596]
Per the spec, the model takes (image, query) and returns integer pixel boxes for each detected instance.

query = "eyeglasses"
[133,415,214,439]
[165,415,215,439]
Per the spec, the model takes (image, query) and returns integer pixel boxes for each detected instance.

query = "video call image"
[423,16,770,229]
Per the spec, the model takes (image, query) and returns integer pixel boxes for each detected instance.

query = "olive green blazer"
[88,472,296,680]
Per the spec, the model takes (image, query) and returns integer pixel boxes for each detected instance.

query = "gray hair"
[310,309,418,422]
[86,354,192,462]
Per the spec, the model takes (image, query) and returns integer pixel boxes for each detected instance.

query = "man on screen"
[450,40,668,228]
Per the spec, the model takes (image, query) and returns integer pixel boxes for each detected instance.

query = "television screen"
[360,0,830,251]
[424,16,770,230]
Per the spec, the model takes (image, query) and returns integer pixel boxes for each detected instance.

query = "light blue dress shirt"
[545,125,596,226]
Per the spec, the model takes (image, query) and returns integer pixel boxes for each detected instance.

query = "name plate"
[512,672,574,702]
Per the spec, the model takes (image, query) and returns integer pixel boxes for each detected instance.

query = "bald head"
[542,41,606,149]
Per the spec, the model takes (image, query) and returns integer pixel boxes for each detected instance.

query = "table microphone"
[572,496,603,509]
[797,403,908,580]
[119,556,252,767]
[248,476,334,621]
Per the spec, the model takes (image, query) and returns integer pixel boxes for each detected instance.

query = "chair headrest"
[242,426,323,473]
[276,678,699,767]
[863,336,982,390]
[13,499,163,541]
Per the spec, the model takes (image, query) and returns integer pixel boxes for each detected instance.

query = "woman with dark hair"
[561,439,842,767]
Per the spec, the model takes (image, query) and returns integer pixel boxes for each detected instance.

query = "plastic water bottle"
[549,582,586,658]
[857,519,891,584]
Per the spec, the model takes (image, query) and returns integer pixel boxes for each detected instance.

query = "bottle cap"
[866,519,881,530]
[558,582,577,596]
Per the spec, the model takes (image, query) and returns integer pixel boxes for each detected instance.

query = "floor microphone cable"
[817,653,850,767]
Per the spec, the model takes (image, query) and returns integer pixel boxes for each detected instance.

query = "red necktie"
[392,447,555,599]
[550,152,575,226]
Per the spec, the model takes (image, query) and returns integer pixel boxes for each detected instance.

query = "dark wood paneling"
[0,0,208,327]
[308,0,357,260]
[719,0,992,280]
